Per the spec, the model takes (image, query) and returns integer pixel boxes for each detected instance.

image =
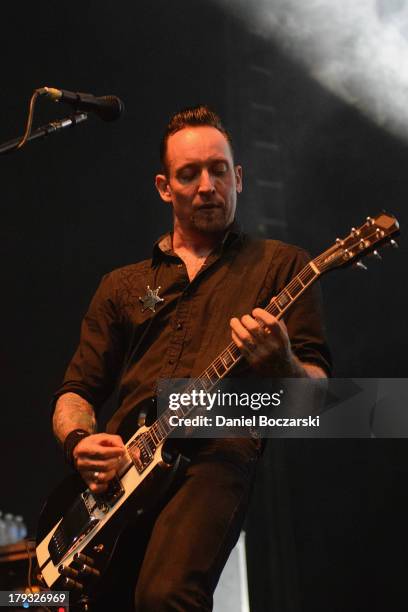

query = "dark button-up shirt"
[54,228,331,434]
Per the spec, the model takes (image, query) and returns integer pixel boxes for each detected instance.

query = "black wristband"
[63,429,90,467]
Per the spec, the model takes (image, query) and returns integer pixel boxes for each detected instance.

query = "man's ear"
[155,174,173,203]
[235,165,243,194]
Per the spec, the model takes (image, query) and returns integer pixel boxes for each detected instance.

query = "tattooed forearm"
[53,392,97,445]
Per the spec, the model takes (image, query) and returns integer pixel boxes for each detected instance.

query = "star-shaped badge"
[139,285,164,313]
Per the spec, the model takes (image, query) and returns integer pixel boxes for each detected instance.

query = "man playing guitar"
[51,106,330,610]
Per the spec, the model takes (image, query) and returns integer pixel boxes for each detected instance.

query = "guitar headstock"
[316,212,400,273]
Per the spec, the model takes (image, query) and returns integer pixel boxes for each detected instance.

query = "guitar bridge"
[48,479,125,565]
[49,493,100,565]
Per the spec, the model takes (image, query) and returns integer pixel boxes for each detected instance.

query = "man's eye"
[179,170,196,181]
[213,163,228,176]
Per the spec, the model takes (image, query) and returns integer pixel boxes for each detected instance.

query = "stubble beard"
[190,206,232,234]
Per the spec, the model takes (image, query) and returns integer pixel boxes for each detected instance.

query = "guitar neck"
[145,257,323,447]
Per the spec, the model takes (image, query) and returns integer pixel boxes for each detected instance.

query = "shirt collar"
[151,221,244,267]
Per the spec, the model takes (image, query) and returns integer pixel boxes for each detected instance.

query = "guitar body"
[36,428,188,603]
[37,472,123,599]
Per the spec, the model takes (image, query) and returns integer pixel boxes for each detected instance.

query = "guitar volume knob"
[63,576,84,591]
[73,552,95,566]
[80,563,101,577]
[59,564,79,579]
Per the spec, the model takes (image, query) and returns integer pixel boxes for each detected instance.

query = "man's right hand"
[72,433,126,493]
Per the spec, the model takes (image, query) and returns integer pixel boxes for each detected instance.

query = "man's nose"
[198,170,216,195]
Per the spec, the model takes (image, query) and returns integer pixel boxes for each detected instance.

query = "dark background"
[1,2,407,610]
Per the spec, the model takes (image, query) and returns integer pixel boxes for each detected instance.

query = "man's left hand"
[230,307,294,376]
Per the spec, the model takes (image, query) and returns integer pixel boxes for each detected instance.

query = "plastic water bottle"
[4,514,18,544]
[15,515,27,540]
[0,512,27,545]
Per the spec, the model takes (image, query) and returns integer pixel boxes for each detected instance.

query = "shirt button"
[168,359,175,365]
[176,321,182,330]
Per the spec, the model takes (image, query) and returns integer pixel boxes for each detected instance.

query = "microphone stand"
[0,112,88,155]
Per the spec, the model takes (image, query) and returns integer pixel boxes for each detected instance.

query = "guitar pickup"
[128,434,156,474]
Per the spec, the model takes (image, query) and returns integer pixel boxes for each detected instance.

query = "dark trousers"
[92,438,260,612]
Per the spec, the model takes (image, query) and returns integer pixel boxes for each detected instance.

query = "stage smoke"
[217,0,408,141]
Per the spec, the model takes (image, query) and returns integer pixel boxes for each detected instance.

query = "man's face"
[156,126,242,235]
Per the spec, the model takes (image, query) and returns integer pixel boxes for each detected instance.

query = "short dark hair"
[160,105,234,174]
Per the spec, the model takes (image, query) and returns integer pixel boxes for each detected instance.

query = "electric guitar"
[36,212,400,602]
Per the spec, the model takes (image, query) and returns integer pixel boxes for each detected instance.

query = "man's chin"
[191,209,230,234]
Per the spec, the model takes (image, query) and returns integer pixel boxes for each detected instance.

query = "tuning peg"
[355,261,368,270]
[390,239,398,248]
[372,250,382,260]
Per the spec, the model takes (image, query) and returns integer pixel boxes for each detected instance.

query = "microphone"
[39,87,124,122]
